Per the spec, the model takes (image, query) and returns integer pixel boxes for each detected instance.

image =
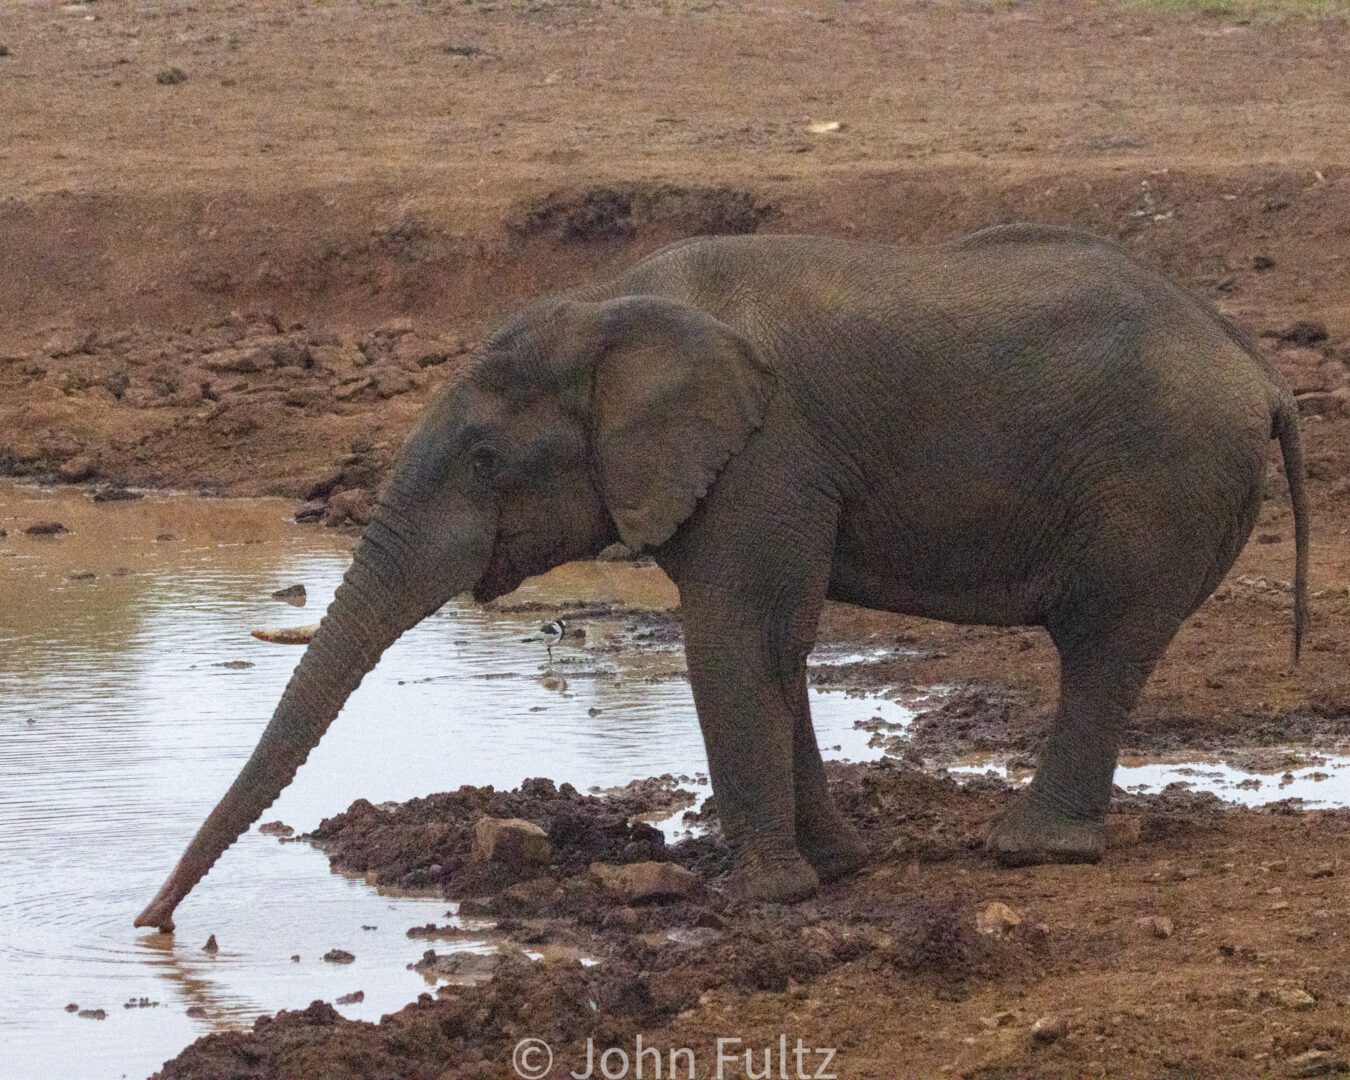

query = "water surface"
[0,485,908,1080]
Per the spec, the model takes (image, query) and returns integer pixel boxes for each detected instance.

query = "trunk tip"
[134,898,178,932]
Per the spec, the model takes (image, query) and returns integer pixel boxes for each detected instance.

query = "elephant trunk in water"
[135,512,459,931]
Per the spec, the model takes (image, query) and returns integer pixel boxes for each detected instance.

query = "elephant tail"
[1275,398,1310,665]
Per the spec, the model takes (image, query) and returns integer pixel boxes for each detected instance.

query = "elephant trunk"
[135,512,456,931]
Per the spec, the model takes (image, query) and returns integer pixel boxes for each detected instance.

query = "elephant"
[136,224,1309,930]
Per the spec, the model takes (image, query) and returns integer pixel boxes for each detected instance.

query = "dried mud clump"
[306,776,693,897]
[510,183,776,244]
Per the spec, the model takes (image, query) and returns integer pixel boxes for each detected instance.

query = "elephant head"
[135,294,774,930]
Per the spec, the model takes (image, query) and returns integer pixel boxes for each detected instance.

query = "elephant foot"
[798,820,870,883]
[724,851,820,904]
[986,797,1105,867]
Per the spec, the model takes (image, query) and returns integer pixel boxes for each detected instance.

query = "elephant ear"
[577,295,774,551]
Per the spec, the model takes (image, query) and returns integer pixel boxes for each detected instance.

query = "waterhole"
[0,485,912,1080]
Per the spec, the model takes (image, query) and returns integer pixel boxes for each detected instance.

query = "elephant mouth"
[471,539,526,604]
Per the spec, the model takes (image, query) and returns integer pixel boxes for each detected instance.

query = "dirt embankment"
[157,763,1350,1080]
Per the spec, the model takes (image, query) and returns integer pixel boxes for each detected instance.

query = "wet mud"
[157,763,1350,1080]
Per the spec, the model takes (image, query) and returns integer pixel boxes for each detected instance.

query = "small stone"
[155,533,177,542]
[335,990,365,1005]
[590,861,701,903]
[271,583,307,606]
[976,901,1023,936]
[258,820,294,837]
[186,1005,208,1018]
[64,1003,79,1013]
[294,498,327,523]
[1273,987,1316,1011]
[325,488,373,528]
[1106,815,1141,848]
[1308,863,1335,879]
[1264,860,1289,873]
[1287,1049,1346,1077]
[90,483,142,503]
[1136,915,1174,939]
[203,934,218,953]
[323,949,355,964]
[58,456,96,483]
[78,1009,107,1020]
[1029,1014,1068,1046]
[156,67,188,85]
[290,954,301,963]
[471,817,552,867]
[69,570,97,581]
[1296,391,1342,418]
[1270,320,1329,347]
[24,521,68,536]
[1252,254,1276,271]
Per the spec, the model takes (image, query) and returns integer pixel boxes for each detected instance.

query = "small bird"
[540,618,566,666]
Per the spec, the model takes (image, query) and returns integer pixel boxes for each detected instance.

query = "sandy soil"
[5,1,1350,1076]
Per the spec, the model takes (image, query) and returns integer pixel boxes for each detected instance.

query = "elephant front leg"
[787,678,869,882]
[681,584,821,903]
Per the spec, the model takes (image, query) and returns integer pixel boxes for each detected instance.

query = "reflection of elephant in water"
[137,226,1309,928]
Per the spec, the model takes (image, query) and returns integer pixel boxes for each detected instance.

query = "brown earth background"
[5,1,1350,1076]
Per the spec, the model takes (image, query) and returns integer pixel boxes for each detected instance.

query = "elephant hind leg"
[986,613,1178,865]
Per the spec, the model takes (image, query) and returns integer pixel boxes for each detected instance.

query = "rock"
[335,990,365,1005]
[24,521,68,536]
[322,949,355,964]
[156,67,188,86]
[155,533,176,542]
[1136,915,1174,939]
[69,570,97,581]
[976,901,1023,937]
[1273,987,1316,1010]
[78,1009,107,1020]
[1106,815,1141,848]
[290,955,301,963]
[294,498,328,523]
[1287,1049,1346,1077]
[90,483,142,503]
[186,1005,208,1017]
[1268,320,1329,347]
[1029,1014,1068,1046]
[58,456,96,483]
[325,488,373,528]
[64,1003,79,1013]
[471,817,552,867]
[203,934,218,953]
[1297,391,1342,417]
[590,860,701,903]
[1253,254,1276,271]
[271,583,307,606]
[497,876,561,913]
[258,820,294,837]
[1308,863,1335,879]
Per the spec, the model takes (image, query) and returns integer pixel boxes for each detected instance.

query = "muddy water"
[0,485,910,1080]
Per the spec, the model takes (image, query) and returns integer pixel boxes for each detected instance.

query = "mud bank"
[157,762,1350,1079]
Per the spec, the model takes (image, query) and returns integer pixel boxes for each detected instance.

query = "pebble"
[1308,863,1335,879]
[323,949,356,964]
[1136,915,1174,939]
[335,990,365,1005]
[976,901,1023,936]
[1029,1014,1068,1046]
[1273,987,1316,1011]
[203,934,218,953]
[1287,1049,1346,1077]
[77,1009,107,1020]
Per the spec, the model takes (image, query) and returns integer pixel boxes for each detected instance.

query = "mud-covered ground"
[5,0,1350,1076]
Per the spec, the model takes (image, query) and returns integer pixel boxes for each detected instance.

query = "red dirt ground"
[5,1,1350,1076]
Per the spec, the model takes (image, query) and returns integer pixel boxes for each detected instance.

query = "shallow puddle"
[0,485,909,1080]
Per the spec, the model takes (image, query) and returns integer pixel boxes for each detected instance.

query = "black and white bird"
[539,619,567,665]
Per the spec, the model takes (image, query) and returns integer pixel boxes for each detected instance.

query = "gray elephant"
[137,225,1309,929]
